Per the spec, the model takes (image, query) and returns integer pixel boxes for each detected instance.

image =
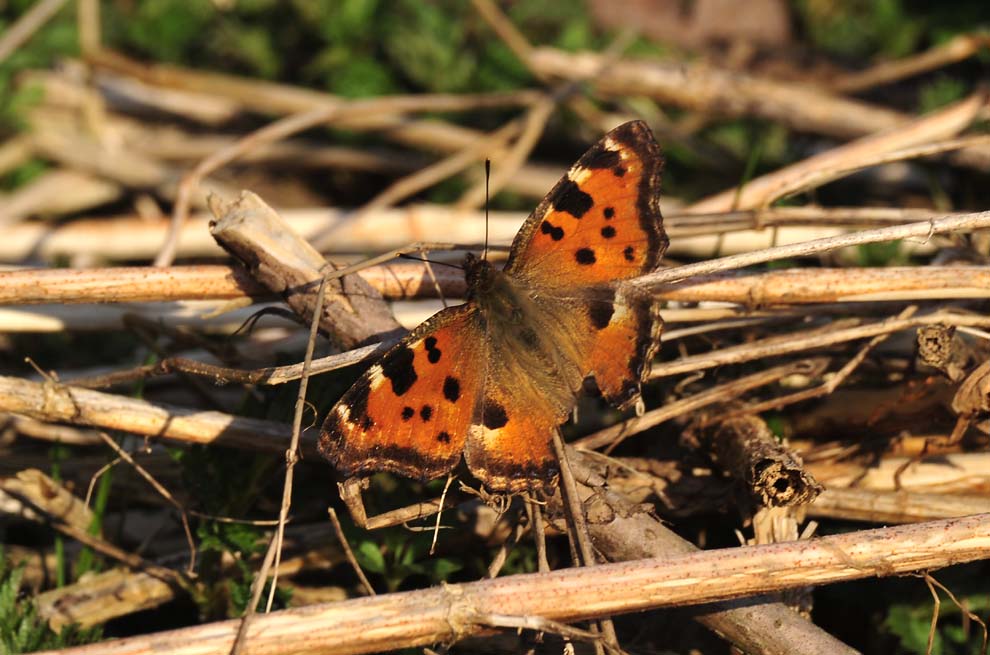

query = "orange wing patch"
[584,290,662,409]
[463,367,562,493]
[505,121,667,289]
[319,304,484,483]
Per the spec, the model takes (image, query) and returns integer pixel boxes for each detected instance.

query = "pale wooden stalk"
[649,310,990,379]
[574,359,824,451]
[0,0,68,63]
[637,210,990,288]
[685,94,986,213]
[0,169,120,225]
[808,453,990,494]
[828,33,990,94]
[0,203,969,264]
[5,264,990,306]
[809,488,990,524]
[35,514,990,655]
[0,375,304,456]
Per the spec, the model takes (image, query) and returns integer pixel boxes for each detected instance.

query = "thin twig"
[0,0,68,64]
[232,272,329,653]
[637,210,990,289]
[551,430,621,654]
[94,431,197,574]
[327,508,375,597]
[733,306,918,416]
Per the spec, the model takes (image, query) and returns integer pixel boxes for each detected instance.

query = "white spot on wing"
[569,166,592,185]
[367,364,385,391]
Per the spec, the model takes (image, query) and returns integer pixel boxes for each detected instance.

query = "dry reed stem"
[574,359,826,451]
[809,452,990,494]
[34,513,990,655]
[0,134,33,177]
[341,119,523,230]
[37,568,175,631]
[8,263,990,306]
[0,168,121,225]
[529,47,990,172]
[761,134,990,206]
[686,93,985,213]
[87,50,540,119]
[0,0,68,63]
[0,204,961,263]
[0,375,304,456]
[84,50,554,194]
[809,488,990,524]
[650,310,990,379]
[637,209,990,288]
[1,470,186,588]
[828,33,990,94]
[76,0,100,54]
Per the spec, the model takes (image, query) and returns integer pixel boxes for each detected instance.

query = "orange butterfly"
[319,121,668,493]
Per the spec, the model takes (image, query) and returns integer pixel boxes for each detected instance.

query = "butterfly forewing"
[504,121,667,288]
[319,304,485,482]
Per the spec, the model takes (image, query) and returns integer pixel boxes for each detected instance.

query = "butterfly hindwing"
[504,120,668,289]
[463,360,563,493]
[319,304,485,482]
[583,288,663,409]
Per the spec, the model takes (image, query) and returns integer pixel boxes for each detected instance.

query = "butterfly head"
[463,252,498,297]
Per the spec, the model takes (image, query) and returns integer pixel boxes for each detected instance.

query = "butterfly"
[319,121,668,493]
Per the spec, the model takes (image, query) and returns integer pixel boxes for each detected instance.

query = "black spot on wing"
[420,405,433,422]
[604,207,614,219]
[483,402,509,429]
[584,147,621,170]
[613,165,626,177]
[589,302,615,330]
[382,346,417,396]
[437,431,451,444]
[401,406,414,421]
[424,336,442,364]
[551,179,593,219]
[443,376,460,403]
[360,414,373,431]
[575,248,596,265]
[623,245,635,262]
[540,220,564,241]
[601,226,616,239]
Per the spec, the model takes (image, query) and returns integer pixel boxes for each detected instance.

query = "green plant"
[0,551,102,654]
[884,592,990,655]
[353,527,462,593]
[174,446,289,618]
[856,240,906,266]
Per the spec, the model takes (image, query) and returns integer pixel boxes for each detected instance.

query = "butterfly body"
[320,121,668,492]
[465,252,588,411]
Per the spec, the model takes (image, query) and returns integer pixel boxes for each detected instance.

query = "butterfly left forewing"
[319,303,486,483]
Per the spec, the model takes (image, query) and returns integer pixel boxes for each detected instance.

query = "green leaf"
[423,558,462,583]
[354,541,386,574]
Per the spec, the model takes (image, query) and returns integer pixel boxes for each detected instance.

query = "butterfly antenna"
[483,158,491,262]
[396,253,463,269]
